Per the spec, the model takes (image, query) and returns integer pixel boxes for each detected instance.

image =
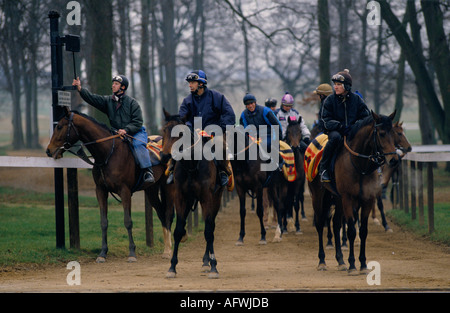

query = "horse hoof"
[272,237,282,243]
[259,239,267,245]
[166,271,176,279]
[201,265,210,273]
[295,230,303,235]
[337,264,347,271]
[317,263,327,271]
[326,244,333,250]
[348,268,359,276]
[96,257,106,263]
[235,240,244,246]
[127,256,137,263]
[386,227,393,233]
[162,252,172,259]
[360,268,370,275]
[208,271,219,279]
[181,233,188,243]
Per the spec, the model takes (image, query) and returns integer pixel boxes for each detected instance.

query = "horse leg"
[314,210,327,270]
[203,215,219,278]
[121,188,137,262]
[332,205,346,270]
[294,195,303,234]
[358,203,372,273]
[256,188,267,244]
[167,209,188,278]
[346,216,357,274]
[377,195,392,232]
[236,189,246,245]
[96,185,109,263]
[326,214,333,248]
[341,219,348,249]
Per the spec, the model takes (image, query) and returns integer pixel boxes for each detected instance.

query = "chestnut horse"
[308,111,399,274]
[46,109,173,262]
[160,109,225,279]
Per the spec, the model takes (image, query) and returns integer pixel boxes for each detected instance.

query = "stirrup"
[320,170,331,183]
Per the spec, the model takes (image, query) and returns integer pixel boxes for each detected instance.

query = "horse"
[46,108,173,262]
[271,116,306,242]
[308,110,399,274]
[230,127,273,246]
[373,121,411,231]
[160,109,225,279]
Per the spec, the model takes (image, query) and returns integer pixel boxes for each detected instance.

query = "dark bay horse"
[160,109,225,279]
[230,128,272,246]
[271,116,306,242]
[46,109,173,262]
[308,111,399,274]
[374,121,411,231]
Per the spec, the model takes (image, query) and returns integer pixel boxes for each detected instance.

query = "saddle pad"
[147,135,163,165]
[279,141,296,182]
[304,134,328,182]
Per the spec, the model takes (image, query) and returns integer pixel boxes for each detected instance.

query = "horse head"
[160,108,189,164]
[392,121,412,156]
[46,107,79,159]
[285,116,303,149]
[371,110,399,168]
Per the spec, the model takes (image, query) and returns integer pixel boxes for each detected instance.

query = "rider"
[73,75,154,183]
[312,83,333,132]
[264,97,278,112]
[318,69,370,183]
[275,92,311,152]
[166,70,236,186]
[240,92,282,150]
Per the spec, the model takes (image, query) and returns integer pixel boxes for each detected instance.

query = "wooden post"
[418,162,424,226]
[427,163,434,234]
[410,161,416,220]
[67,168,80,249]
[403,160,409,214]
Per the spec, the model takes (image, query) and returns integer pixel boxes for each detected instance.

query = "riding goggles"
[112,76,123,83]
[331,74,345,82]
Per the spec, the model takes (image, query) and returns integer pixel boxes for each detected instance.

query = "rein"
[343,122,397,170]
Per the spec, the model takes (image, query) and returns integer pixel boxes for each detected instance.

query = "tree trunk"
[379,0,447,144]
[85,0,113,126]
[317,0,331,86]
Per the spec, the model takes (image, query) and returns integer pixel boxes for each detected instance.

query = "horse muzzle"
[46,146,64,159]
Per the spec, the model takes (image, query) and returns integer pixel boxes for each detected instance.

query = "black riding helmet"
[112,75,129,91]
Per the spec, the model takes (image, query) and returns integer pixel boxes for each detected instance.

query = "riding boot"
[166,159,175,184]
[144,167,155,183]
[319,144,333,182]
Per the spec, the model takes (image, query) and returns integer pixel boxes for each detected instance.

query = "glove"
[302,137,311,146]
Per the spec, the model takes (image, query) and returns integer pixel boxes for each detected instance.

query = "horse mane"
[347,113,393,141]
[71,110,111,132]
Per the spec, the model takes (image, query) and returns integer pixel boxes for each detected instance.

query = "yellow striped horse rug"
[303,134,328,182]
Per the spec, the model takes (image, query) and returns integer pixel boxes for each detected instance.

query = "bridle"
[58,112,120,166]
[344,121,398,175]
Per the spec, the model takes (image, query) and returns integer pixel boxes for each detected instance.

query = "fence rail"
[396,145,450,234]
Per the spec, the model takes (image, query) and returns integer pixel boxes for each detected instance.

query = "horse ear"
[371,110,380,121]
[399,121,403,127]
[181,112,191,124]
[64,106,71,116]
[163,108,171,121]
[298,116,302,124]
[388,109,397,121]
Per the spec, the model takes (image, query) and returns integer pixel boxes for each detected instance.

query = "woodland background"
[0,0,449,165]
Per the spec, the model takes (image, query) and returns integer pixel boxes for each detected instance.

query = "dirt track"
[0,166,449,292]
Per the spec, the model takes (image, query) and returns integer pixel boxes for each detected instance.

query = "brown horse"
[230,127,275,245]
[308,111,399,274]
[374,121,411,231]
[46,109,173,262]
[271,116,306,241]
[160,109,225,279]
